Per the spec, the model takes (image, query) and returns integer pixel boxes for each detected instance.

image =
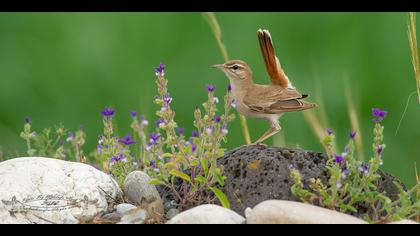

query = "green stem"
[203,12,252,145]
[26,138,32,156]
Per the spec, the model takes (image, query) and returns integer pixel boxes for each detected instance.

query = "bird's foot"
[248,142,268,147]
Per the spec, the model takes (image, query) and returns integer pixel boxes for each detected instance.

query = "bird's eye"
[232,65,239,70]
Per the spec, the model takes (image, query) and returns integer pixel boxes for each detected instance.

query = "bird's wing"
[243,86,314,114]
[257,29,289,88]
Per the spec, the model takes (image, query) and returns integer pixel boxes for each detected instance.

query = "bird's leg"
[251,120,282,145]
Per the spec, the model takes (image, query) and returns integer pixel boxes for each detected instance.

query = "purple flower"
[25,116,30,124]
[326,128,333,135]
[164,94,172,104]
[207,85,215,92]
[98,135,104,145]
[101,107,115,117]
[334,154,345,164]
[349,131,357,139]
[192,130,198,138]
[118,134,136,146]
[215,115,221,123]
[130,111,137,118]
[156,118,165,128]
[155,63,165,76]
[110,153,127,166]
[191,143,197,153]
[221,125,228,135]
[149,133,161,144]
[372,108,387,122]
[288,163,297,170]
[97,144,103,155]
[341,169,349,180]
[150,160,157,169]
[359,165,369,175]
[377,144,383,155]
[205,126,213,135]
[141,115,149,126]
[177,127,185,135]
[227,84,232,93]
[231,99,236,108]
[66,132,75,142]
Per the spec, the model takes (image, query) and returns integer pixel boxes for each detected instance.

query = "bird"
[212,29,316,145]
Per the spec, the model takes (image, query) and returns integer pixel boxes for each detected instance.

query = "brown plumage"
[212,29,316,144]
[257,29,289,88]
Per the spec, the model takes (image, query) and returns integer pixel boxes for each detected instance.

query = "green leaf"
[162,153,173,158]
[191,160,199,166]
[149,179,165,185]
[216,149,225,157]
[339,204,358,213]
[195,175,207,184]
[175,155,187,164]
[201,159,209,175]
[209,187,230,209]
[215,172,226,186]
[189,186,198,195]
[164,162,177,169]
[170,170,192,183]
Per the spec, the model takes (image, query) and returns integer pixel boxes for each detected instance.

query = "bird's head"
[212,60,253,83]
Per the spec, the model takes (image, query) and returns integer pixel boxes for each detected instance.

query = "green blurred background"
[0,13,419,187]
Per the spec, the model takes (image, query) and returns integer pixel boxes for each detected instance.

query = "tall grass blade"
[344,79,364,161]
[408,12,420,104]
[203,12,252,144]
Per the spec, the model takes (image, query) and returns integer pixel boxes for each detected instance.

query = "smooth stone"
[116,203,137,215]
[166,208,180,219]
[0,157,121,224]
[101,212,121,222]
[167,204,245,224]
[144,199,164,220]
[388,219,419,224]
[123,171,164,219]
[246,200,368,224]
[118,208,148,224]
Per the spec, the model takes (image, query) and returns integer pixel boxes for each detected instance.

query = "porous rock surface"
[218,145,403,217]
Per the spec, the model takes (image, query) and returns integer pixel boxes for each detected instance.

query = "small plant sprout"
[20,116,37,156]
[291,107,420,223]
[97,107,135,185]
[139,63,235,210]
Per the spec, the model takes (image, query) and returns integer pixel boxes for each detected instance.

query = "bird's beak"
[211,64,225,70]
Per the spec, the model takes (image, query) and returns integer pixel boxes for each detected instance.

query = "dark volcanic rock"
[218,145,404,216]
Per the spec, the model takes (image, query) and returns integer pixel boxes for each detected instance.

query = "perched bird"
[212,29,316,145]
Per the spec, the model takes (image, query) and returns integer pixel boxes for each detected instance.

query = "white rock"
[118,208,148,224]
[246,200,367,224]
[166,208,180,219]
[388,219,419,224]
[101,212,121,222]
[0,157,121,224]
[116,203,137,215]
[124,171,161,205]
[167,204,245,224]
[123,171,164,219]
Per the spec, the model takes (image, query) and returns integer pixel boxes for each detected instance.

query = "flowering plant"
[20,117,86,162]
[290,108,420,223]
[19,63,234,210]
[139,63,235,209]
